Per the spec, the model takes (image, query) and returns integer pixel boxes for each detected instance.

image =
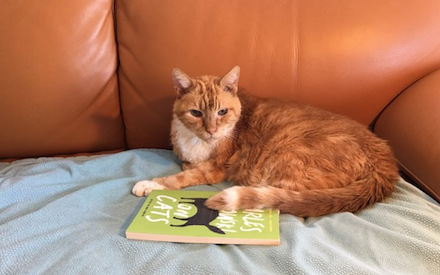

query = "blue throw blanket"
[1,149,439,274]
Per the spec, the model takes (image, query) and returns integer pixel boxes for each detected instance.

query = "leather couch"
[1,0,439,202]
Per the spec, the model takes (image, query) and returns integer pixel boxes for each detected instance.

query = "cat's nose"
[206,128,216,135]
[205,121,217,136]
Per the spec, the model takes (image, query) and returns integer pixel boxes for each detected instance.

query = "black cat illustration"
[171,197,225,235]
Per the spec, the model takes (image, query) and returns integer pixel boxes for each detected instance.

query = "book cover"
[126,190,280,246]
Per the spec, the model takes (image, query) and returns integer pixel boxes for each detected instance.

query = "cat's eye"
[189,109,202,117]
[218,108,228,116]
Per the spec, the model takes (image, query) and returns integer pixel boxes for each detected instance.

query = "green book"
[126,190,280,246]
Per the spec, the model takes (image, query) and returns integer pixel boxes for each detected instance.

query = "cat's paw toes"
[205,186,241,210]
[132,180,165,197]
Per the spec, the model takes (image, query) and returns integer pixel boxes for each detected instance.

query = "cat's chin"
[203,136,220,144]
[202,133,229,143]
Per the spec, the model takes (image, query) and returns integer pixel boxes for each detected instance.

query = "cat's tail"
[206,175,397,217]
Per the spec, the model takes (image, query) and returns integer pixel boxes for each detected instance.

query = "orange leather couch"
[1,0,439,202]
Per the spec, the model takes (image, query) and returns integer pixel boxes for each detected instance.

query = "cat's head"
[171,66,242,143]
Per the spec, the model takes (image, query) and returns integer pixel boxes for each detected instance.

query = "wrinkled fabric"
[1,149,439,275]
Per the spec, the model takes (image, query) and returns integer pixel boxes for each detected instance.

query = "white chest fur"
[172,117,216,164]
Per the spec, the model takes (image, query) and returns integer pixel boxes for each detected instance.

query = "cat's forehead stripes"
[193,78,221,111]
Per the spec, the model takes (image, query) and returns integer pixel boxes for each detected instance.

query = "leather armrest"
[374,70,440,202]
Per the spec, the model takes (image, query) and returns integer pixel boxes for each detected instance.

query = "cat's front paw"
[132,180,166,197]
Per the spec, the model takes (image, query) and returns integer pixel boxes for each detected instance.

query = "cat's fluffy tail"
[206,175,397,217]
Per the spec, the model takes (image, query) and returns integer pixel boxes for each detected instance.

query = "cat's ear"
[220,66,240,94]
[172,68,193,97]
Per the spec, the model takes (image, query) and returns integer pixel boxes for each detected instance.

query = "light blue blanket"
[1,149,439,274]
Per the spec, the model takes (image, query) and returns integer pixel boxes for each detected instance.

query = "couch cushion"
[374,70,440,202]
[116,0,440,149]
[0,0,125,159]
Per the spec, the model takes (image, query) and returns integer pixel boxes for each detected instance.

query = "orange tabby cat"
[133,66,398,217]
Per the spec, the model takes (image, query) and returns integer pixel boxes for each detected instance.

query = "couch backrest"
[0,0,125,159]
[2,0,440,160]
[116,0,440,150]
